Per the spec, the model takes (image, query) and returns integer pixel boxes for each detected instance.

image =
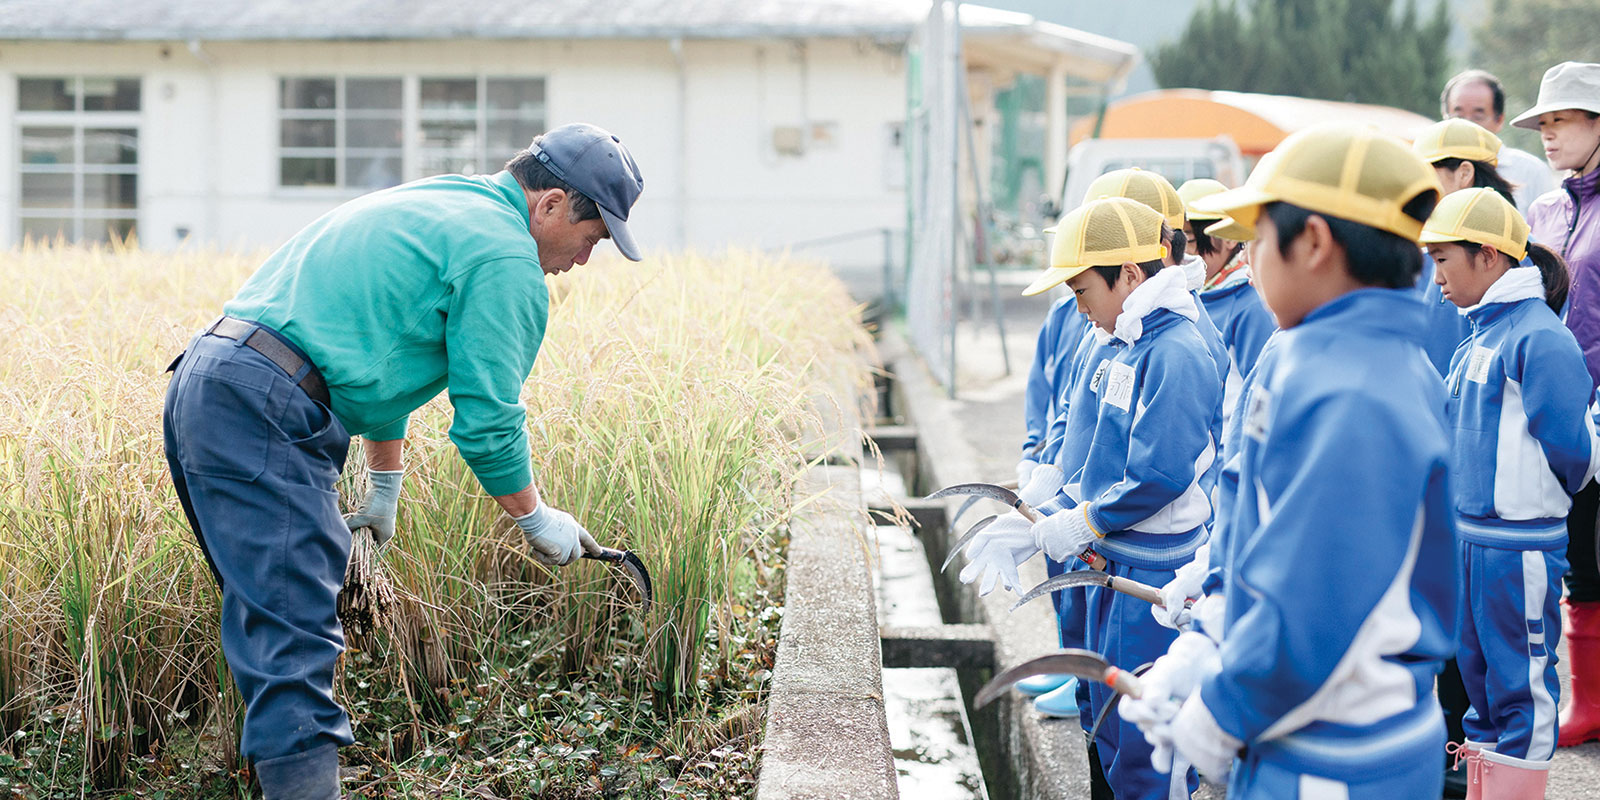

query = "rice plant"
[0,240,871,793]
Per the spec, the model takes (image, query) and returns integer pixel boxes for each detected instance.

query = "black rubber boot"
[1087,740,1115,800]
[1439,658,1470,799]
[256,743,341,800]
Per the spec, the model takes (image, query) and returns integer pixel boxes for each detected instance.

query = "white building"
[0,0,1136,272]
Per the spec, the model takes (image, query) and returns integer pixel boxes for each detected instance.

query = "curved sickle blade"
[1009,570,1113,612]
[583,547,654,610]
[974,649,1112,708]
[926,482,1024,508]
[940,515,998,573]
[951,494,984,528]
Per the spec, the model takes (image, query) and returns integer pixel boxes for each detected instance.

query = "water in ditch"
[864,457,989,800]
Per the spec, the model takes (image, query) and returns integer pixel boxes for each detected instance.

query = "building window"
[279,77,403,190]
[278,76,544,190]
[16,77,140,243]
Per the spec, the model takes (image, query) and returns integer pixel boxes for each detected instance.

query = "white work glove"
[1016,458,1041,488]
[514,504,601,566]
[1120,631,1223,773]
[958,514,1040,596]
[1170,691,1243,782]
[1188,593,1227,643]
[1018,463,1066,508]
[1030,504,1101,562]
[1152,544,1211,630]
[344,469,403,548]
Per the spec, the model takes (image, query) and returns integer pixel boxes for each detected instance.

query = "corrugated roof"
[0,0,937,41]
[0,0,1141,83]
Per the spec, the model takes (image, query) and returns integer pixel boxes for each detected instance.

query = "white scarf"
[1092,265,1201,346]
[1461,266,1544,315]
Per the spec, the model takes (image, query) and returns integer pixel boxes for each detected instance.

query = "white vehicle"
[1056,136,1245,218]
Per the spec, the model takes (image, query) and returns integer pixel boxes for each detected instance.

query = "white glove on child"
[515,504,601,566]
[958,514,1040,596]
[1018,463,1066,508]
[1170,692,1243,782]
[1016,458,1041,488]
[1121,631,1222,772]
[1152,544,1211,630]
[1030,504,1101,562]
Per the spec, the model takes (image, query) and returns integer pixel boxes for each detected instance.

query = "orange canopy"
[1069,89,1437,156]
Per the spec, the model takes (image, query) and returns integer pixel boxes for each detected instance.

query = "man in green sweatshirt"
[161,123,644,799]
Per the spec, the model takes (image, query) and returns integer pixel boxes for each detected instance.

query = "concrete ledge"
[880,624,994,669]
[863,424,919,452]
[757,458,897,800]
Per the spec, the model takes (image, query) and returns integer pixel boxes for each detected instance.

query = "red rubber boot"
[1559,600,1600,747]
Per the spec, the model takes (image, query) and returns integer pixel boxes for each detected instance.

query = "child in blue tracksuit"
[1123,125,1460,799]
[1420,187,1599,794]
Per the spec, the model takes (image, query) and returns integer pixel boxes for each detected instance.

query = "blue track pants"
[1085,560,1198,800]
[1457,538,1566,761]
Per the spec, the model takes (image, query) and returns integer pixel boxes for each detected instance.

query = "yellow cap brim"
[1417,228,1527,260]
[1022,264,1093,296]
[1203,216,1255,242]
[1194,186,1276,241]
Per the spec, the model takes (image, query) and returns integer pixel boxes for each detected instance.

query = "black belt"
[206,317,331,407]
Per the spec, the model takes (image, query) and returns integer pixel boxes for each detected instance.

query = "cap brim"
[1417,229,1461,245]
[1510,101,1600,130]
[1203,216,1256,242]
[1022,265,1092,297]
[598,206,642,261]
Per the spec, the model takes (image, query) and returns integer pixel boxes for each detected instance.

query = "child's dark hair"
[1191,224,1245,261]
[1458,240,1570,312]
[1263,194,1439,289]
[1089,258,1166,289]
[1165,224,1188,263]
[1433,157,1518,206]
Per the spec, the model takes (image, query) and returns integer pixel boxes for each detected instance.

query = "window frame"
[14,75,142,244]
[275,74,546,193]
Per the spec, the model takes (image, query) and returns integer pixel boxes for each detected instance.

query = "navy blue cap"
[529,123,645,261]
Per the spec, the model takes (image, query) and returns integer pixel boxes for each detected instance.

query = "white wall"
[0,37,907,270]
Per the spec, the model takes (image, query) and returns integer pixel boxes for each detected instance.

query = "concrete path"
[898,270,1600,798]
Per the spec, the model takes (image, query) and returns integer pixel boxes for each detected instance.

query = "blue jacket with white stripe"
[1199,270,1276,439]
[1445,267,1600,550]
[1418,253,1474,377]
[1046,267,1220,570]
[1023,295,1092,457]
[1198,288,1458,747]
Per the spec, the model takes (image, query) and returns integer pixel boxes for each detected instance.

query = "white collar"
[1180,254,1207,292]
[1092,265,1200,345]
[1461,266,1544,315]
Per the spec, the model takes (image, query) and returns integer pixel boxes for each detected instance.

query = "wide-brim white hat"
[1511,62,1600,130]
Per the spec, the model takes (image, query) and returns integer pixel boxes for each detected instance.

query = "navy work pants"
[163,324,354,764]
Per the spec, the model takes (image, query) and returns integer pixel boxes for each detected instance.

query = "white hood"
[1093,265,1200,346]
[1462,266,1545,315]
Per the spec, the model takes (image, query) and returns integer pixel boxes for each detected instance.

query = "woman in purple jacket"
[1512,60,1600,747]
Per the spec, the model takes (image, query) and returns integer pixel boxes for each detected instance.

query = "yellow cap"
[1418,187,1529,261]
[1178,178,1230,221]
[1193,124,1442,243]
[1085,168,1186,229]
[1023,197,1169,296]
[1413,118,1502,166]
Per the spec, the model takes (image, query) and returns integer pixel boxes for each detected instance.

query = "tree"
[1150,0,1453,116]
[1472,0,1600,150]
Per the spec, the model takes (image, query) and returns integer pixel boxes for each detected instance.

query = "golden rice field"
[0,241,873,797]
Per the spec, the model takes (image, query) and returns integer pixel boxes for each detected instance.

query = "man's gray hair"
[1441,69,1506,120]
